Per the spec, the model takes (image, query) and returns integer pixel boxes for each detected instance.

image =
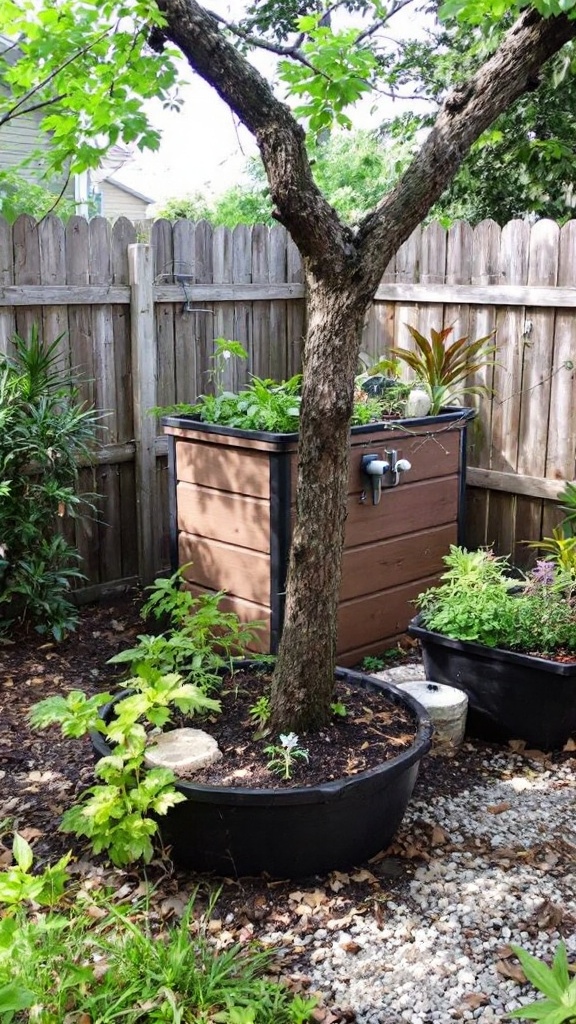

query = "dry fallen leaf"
[460,993,489,1009]
[431,825,449,846]
[563,737,576,751]
[496,959,527,984]
[487,802,512,815]
[340,940,362,954]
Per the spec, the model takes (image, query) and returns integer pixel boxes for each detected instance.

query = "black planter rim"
[408,613,576,676]
[161,406,476,443]
[92,663,433,806]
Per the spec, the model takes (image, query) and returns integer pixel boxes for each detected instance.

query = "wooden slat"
[0,217,15,354]
[175,439,271,498]
[129,243,157,583]
[337,574,439,658]
[232,224,252,390]
[176,481,270,552]
[269,225,289,380]
[343,476,459,547]
[515,220,559,562]
[340,523,456,601]
[173,220,198,402]
[2,281,576,309]
[484,219,529,554]
[374,283,576,306]
[213,224,236,392]
[179,533,270,604]
[467,467,565,500]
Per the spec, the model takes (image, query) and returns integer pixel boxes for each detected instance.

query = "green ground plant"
[418,546,576,655]
[507,943,576,1022]
[0,836,317,1023]
[28,571,264,866]
[0,327,100,639]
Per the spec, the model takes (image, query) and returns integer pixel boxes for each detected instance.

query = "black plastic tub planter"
[408,615,576,750]
[92,665,433,878]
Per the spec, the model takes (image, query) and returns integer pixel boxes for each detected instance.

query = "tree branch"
[157,0,355,275]
[354,8,576,296]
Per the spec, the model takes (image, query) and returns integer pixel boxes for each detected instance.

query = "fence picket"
[0,215,574,596]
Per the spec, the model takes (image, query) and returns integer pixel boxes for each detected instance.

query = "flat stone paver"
[145,728,222,775]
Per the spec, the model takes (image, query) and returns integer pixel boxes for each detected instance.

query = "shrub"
[0,327,100,639]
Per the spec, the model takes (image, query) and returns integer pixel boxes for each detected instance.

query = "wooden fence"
[0,213,574,597]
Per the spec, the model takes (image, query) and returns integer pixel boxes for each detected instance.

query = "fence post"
[129,243,157,584]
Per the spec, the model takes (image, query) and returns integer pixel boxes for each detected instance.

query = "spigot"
[360,453,390,505]
[384,450,412,488]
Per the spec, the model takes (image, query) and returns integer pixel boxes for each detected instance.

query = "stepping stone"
[145,728,222,775]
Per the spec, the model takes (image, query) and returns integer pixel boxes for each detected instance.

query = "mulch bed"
[1,590,573,1023]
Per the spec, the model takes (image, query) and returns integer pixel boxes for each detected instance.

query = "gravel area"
[262,664,576,1023]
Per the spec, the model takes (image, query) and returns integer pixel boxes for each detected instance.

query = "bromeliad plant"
[0,327,101,639]
[389,323,497,415]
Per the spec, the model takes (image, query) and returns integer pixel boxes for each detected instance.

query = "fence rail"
[1,213,574,595]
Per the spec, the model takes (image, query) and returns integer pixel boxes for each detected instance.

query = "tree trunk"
[269,274,366,733]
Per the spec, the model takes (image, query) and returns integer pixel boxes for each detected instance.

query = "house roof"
[99,175,155,204]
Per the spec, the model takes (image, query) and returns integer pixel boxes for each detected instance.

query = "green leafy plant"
[0,327,101,638]
[209,338,249,393]
[110,567,263,688]
[389,324,497,415]
[506,942,576,1021]
[0,874,316,1024]
[417,546,576,655]
[527,526,576,573]
[265,733,309,780]
[330,701,347,717]
[0,834,70,910]
[30,665,220,866]
[248,695,272,734]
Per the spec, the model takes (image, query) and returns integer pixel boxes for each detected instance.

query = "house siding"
[97,180,150,221]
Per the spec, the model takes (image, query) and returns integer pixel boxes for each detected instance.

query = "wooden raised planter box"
[162,409,474,665]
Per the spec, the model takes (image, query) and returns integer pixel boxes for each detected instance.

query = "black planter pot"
[408,615,576,750]
[92,665,432,878]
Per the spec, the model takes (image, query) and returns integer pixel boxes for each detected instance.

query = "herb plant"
[507,942,576,1022]
[30,665,220,866]
[265,733,309,780]
[390,324,497,415]
[0,327,100,639]
[248,695,272,734]
[111,567,263,687]
[418,546,576,655]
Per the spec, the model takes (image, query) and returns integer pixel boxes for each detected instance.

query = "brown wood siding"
[175,439,271,498]
[179,534,271,605]
[343,475,459,547]
[176,481,271,552]
[184,582,271,653]
[340,522,456,601]
[337,574,440,661]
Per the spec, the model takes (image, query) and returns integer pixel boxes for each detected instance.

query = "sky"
[113,2,434,209]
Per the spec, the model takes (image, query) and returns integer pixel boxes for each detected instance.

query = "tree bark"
[158,0,576,731]
[269,276,367,732]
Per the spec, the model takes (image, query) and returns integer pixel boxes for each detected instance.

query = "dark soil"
[173,670,418,788]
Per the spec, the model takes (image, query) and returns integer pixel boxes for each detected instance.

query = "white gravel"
[307,751,575,1023]
[261,661,575,1023]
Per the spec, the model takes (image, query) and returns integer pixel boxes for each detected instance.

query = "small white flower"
[279,732,299,750]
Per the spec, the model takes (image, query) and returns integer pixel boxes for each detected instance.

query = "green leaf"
[12,834,33,874]
[511,947,566,1003]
